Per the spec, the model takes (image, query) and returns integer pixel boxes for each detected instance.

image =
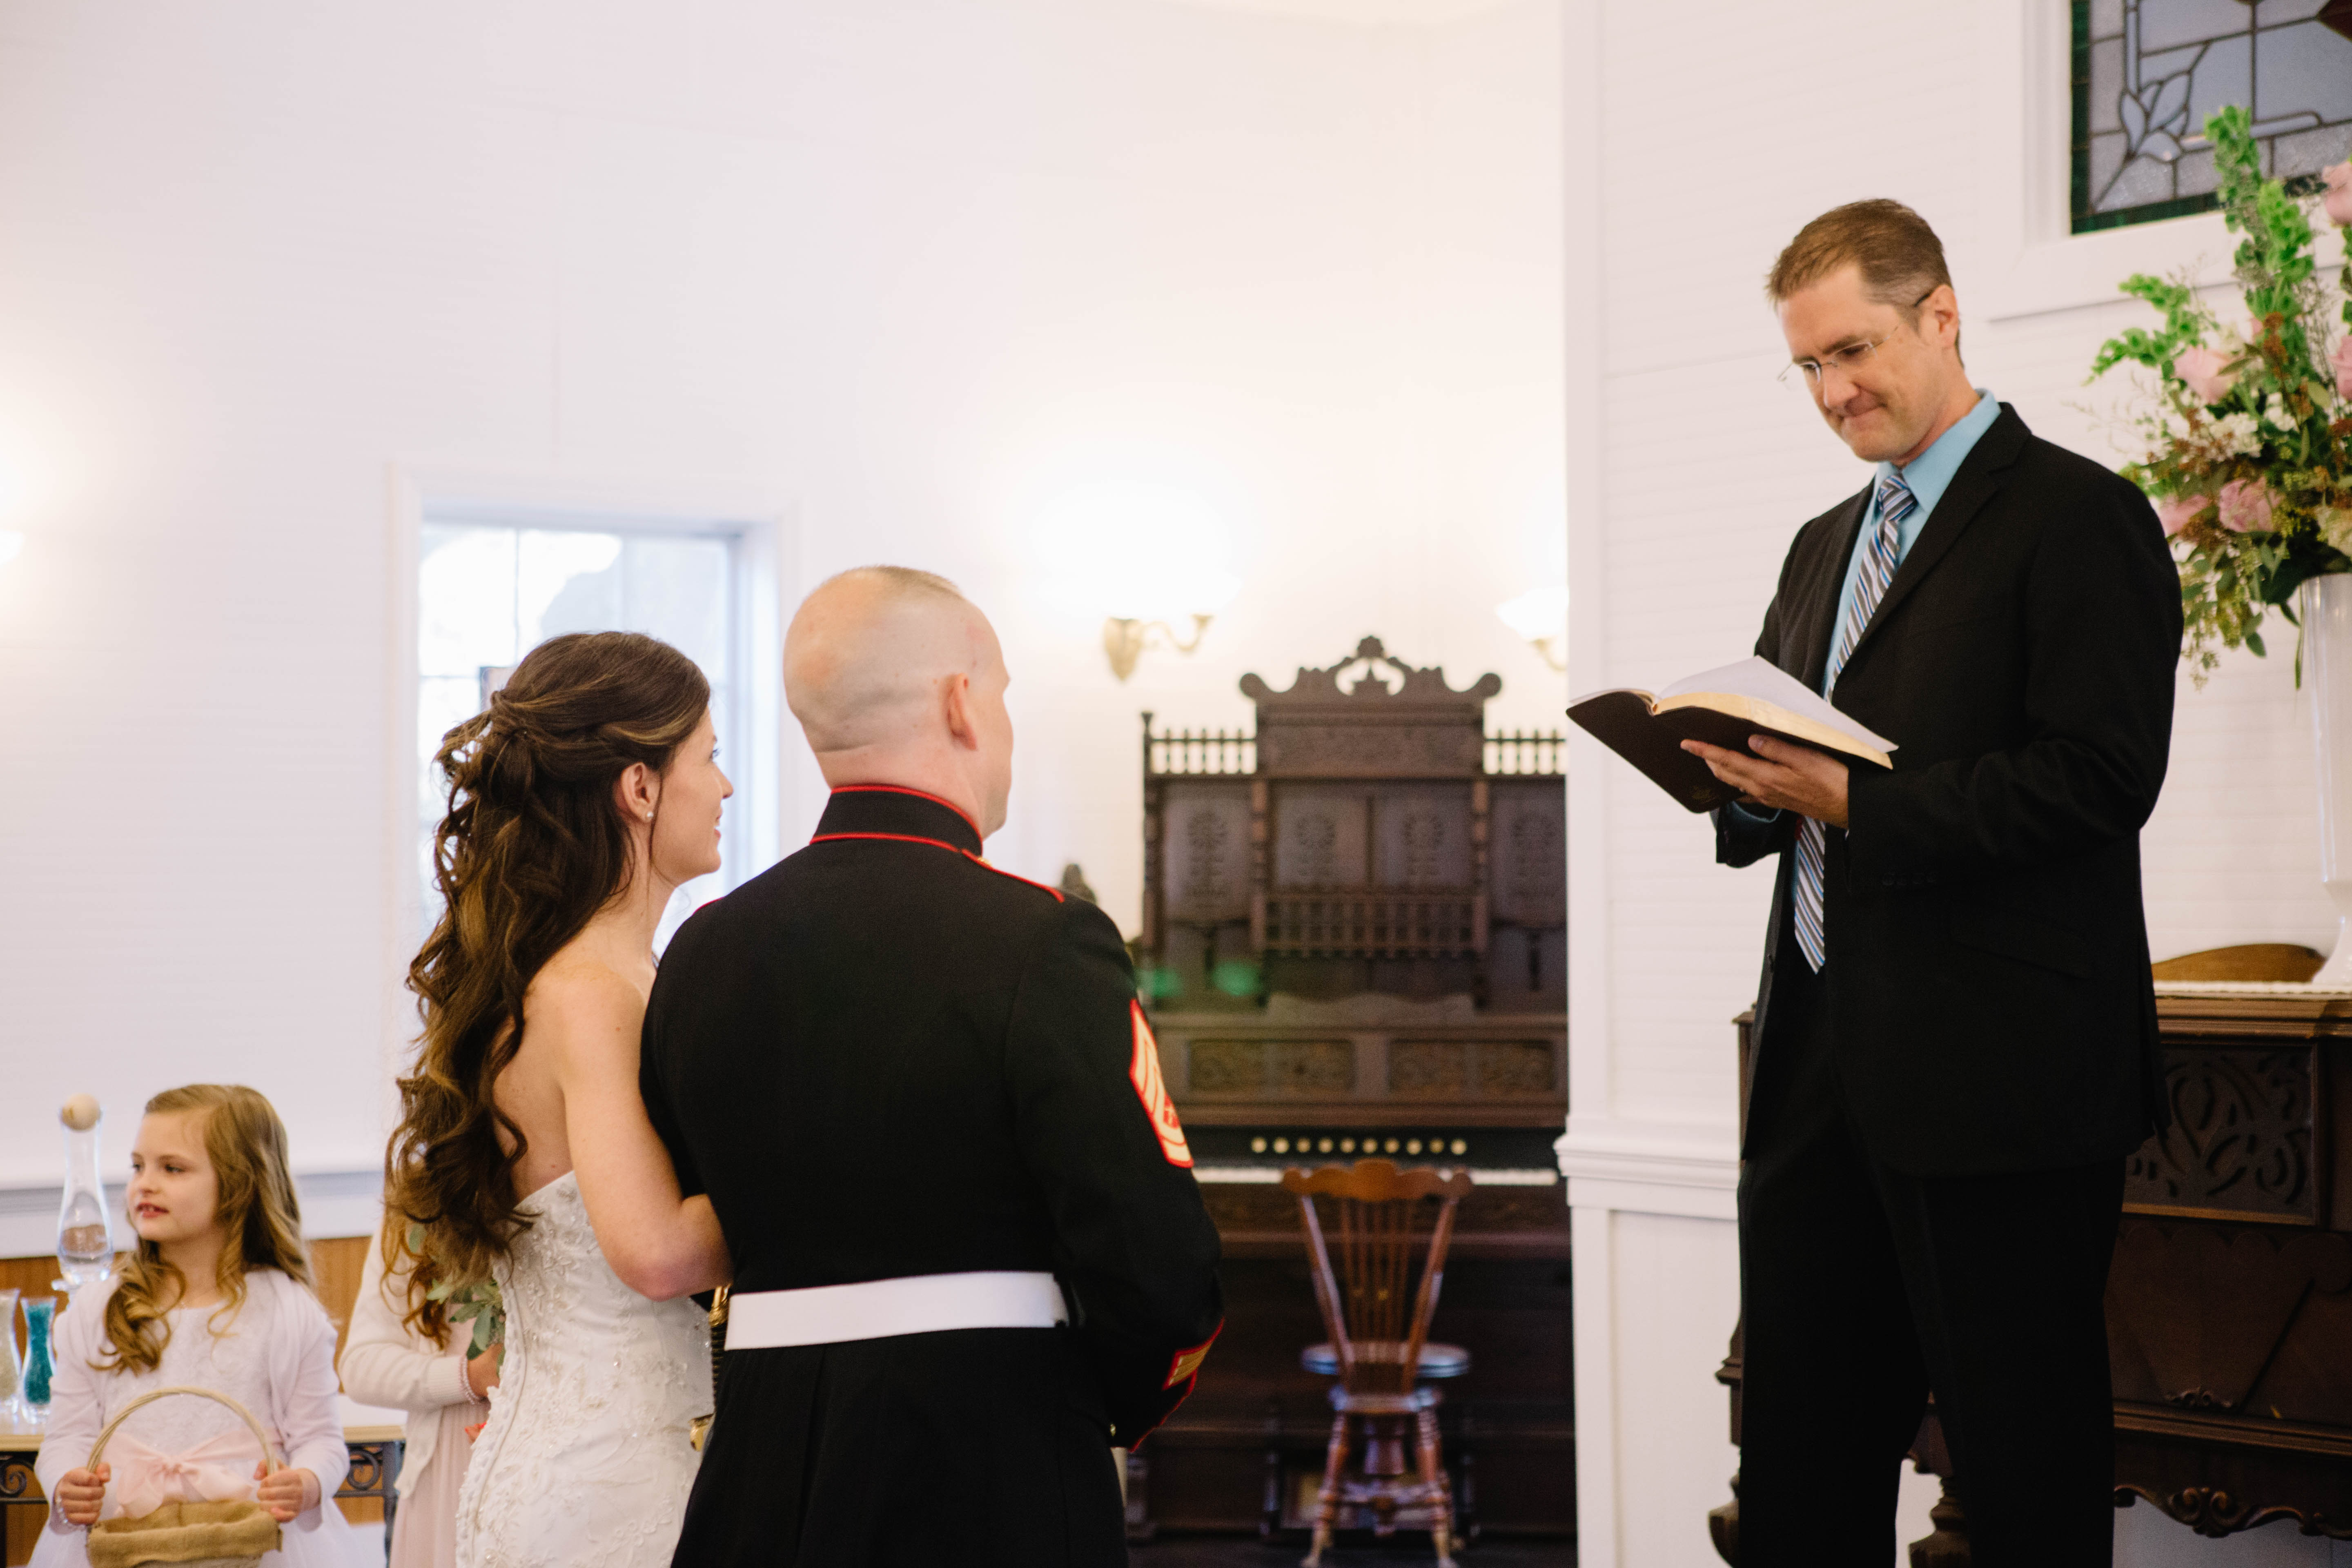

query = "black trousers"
[1737,953,2123,1568]
[672,1327,1126,1567]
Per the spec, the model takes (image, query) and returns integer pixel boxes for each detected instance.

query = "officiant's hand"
[1682,736,1849,828]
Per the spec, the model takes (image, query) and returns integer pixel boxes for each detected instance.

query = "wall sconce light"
[1105,613,1214,682]
[1031,476,1241,682]
[1496,583,1568,671]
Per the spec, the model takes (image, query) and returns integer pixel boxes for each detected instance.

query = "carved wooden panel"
[1190,1040,1265,1096]
[1274,1040,1355,1095]
[1272,786,1369,890]
[1373,784,1473,890]
[1489,780,1565,927]
[2108,1221,2352,1412]
[1240,638,1502,780]
[1161,780,1252,923]
[1388,1040,1558,1099]
[1479,1041,1558,1096]
[1257,724,1486,778]
[1262,893,1479,958]
[2125,1046,2316,1223]
[1391,1041,1470,1097]
[1186,1039,1354,1098]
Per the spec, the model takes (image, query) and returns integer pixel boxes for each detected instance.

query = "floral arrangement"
[2088,107,2352,679]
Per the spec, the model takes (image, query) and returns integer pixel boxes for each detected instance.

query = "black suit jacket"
[1716,405,2180,1176]
[642,786,1223,1566]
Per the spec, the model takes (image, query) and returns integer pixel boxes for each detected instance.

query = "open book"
[1567,657,1896,813]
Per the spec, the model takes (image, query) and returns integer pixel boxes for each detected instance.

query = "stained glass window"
[2073,0,2352,232]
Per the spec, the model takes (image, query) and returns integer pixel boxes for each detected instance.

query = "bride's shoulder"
[524,953,650,1060]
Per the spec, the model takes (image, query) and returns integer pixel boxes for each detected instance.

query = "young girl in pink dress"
[32,1083,370,1568]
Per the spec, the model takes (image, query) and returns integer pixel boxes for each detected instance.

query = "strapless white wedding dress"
[454,1171,709,1568]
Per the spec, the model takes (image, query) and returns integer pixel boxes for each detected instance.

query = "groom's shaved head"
[785,566,1002,754]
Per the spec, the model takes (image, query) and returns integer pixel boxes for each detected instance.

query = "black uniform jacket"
[641,784,1225,1568]
[1715,405,2180,1177]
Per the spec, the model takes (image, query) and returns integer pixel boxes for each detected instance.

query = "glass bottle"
[57,1094,114,1297]
[0,1287,19,1429]
[20,1296,56,1422]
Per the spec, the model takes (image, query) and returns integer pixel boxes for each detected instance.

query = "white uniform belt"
[726,1270,1069,1350]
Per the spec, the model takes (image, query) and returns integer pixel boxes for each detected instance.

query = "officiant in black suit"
[1682,200,2180,1567]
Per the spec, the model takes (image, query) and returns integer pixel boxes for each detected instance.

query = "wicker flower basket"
[82,1385,285,1568]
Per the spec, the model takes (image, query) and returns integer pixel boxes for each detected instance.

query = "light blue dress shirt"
[1727,390,2002,828]
[1819,388,2002,693]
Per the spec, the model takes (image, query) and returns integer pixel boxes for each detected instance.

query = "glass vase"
[21,1295,56,1422]
[0,1287,19,1429]
[57,1101,115,1296]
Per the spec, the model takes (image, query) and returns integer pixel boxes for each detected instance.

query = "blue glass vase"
[21,1296,56,1417]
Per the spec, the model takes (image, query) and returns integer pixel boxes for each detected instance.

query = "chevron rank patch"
[1164,1325,1221,1389]
[1129,1000,1193,1168]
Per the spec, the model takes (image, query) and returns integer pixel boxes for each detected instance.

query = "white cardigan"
[35,1268,351,1535]
[335,1238,479,1496]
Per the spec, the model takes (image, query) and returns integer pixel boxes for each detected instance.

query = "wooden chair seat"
[1301,1341,1470,1381]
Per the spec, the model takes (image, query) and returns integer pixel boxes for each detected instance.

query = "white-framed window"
[414,507,757,951]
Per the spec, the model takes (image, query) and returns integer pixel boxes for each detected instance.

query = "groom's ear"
[940,673,980,751]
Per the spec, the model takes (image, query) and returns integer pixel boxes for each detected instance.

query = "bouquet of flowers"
[2088,106,2352,680]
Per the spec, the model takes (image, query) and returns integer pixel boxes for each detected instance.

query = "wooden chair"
[1284,1158,1474,1568]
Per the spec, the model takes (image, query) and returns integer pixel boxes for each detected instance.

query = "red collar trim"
[827,783,982,837]
[807,831,1065,901]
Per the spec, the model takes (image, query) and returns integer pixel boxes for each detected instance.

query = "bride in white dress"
[383,632,737,1568]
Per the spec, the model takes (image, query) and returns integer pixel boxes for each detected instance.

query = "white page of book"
[1656,656,1898,753]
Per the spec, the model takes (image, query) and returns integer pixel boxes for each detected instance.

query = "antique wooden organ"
[1127,638,1572,1539]
[1711,988,2352,1563]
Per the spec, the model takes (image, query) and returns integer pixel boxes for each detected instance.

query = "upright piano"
[1127,637,1573,1539]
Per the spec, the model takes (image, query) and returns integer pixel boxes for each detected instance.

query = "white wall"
[0,0,1565,1216]
[1561,0,2349,1564]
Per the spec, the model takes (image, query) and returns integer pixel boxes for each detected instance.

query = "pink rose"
[2218,477,2275,533]
[2334,335,2352,401]
[2174,345,2239,405]
[2155,492,2213,537]
[2324,163,2352,227]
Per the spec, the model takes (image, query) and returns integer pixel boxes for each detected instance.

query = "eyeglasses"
[1778,290,1937,389]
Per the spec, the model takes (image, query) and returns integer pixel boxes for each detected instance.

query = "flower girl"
[33,1084,370,1568]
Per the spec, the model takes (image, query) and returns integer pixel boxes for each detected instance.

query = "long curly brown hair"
[383,631,709,1321]
[101,1085,313,1376]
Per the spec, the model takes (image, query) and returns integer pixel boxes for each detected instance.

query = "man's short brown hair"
[1766,198,1952,315]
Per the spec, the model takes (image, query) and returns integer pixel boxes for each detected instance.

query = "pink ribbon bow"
[105,1428,264,1520]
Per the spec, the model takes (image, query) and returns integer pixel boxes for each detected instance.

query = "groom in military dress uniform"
[641,565,1224,1568]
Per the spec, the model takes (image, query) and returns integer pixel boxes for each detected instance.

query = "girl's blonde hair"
[99,1084,312,1376]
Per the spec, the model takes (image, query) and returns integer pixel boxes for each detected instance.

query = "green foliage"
[411,1220,506,1357]
[2087,105,2352,682]
[2088,274,2211,379]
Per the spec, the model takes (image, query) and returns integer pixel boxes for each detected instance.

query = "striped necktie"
[1791,470,1915,972]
